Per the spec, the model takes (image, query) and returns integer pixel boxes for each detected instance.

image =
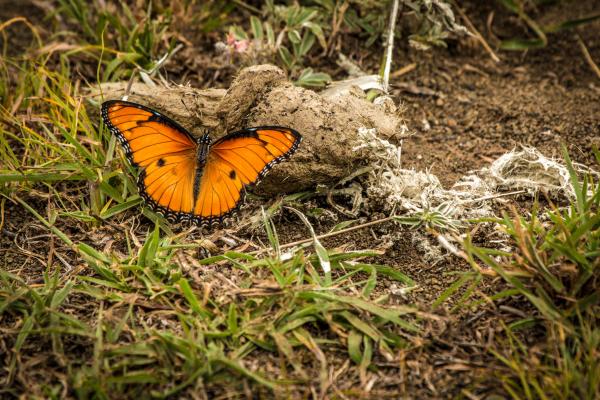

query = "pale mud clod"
[94,64,408,195]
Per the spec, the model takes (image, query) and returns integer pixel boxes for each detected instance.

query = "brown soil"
[397,1,600,187]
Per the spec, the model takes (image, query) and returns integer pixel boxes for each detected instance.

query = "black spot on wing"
[157,158,165,167]
[229,170,236,179]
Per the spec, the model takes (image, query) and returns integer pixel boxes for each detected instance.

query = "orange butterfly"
[101,100,302,224]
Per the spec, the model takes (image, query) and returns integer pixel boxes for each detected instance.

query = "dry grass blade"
[577,34,600,79]
[452,2,500,62]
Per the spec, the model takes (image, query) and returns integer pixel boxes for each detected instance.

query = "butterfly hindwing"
[102,100,302,224]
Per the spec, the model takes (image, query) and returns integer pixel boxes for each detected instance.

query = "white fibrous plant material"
[352,127,594,221]
[481,147,583,198]
[353,127,490,219]
[455,147,596,201]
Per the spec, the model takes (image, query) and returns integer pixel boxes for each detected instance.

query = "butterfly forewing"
[102,100,199,218]
[102,100,302,224]
[102,101,197,168]
[210,127,302,183]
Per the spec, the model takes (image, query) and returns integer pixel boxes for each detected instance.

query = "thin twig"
[122,43,185,99]
[122,67,139,100]
[454,3,500,63]
[232,0,261,14]
[282,215,394,250]
[252,216,395,255]
[382,0,400,93]
[148,43,184,77]
[577,34,600,79]
[390,63,417,79]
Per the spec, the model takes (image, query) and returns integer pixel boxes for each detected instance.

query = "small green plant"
[403,0,468,50]
[496,0,600,50]
[226,3,331,88]
[394,202,465,233]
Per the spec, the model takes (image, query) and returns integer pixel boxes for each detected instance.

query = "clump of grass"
[0,56,142,227]
[50,0,176,81]
[441,148,599,399]
[48,0,235,82]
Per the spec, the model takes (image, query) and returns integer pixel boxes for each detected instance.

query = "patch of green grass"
[5,1,599,397]
[0,56,142,226]
[1,205,420,396]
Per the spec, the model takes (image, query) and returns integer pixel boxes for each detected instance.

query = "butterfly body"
[192,134,211,208]
[101,100,301,225]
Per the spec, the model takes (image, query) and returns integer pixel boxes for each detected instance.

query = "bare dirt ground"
[398,3,600,187]
[1,0,599,398]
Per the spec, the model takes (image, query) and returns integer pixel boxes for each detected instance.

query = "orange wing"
[101,100,199,221]
[190,127,302,223]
